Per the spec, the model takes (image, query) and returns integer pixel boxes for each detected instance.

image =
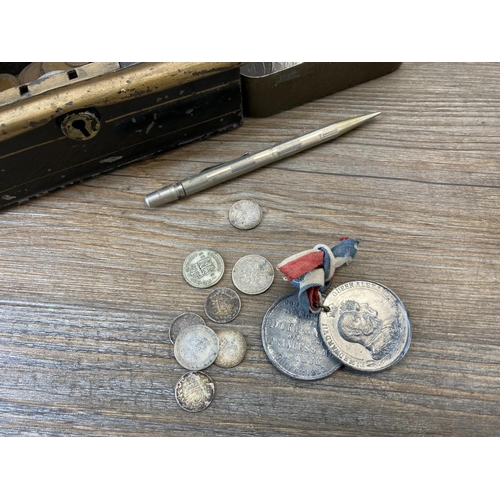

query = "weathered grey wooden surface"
[0,62,499,436]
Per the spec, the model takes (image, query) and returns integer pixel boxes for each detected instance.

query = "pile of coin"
[169,312,246,412]
[170,305,250,411]
[171,201,411,408]
[0,73,20,92]
[0,62,90,93]
[261,280,411,380]
[171,200,271,412]
[171,311,247,412]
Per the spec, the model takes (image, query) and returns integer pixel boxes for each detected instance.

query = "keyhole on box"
[72,119,91,138]
[60,111,100,140]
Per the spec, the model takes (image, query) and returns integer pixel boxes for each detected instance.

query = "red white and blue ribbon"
[277,237,359,313]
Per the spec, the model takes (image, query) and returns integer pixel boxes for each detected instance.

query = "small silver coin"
[215,330,247,368]
[228,200,263,230]
[319,280,411,372]
[232,254,274,295]
[169,312,206,345]
[174,324,219,371]
[204,287,241,324]
[261,292,342,380]
[175,371,215,412]
[182,249,224,289]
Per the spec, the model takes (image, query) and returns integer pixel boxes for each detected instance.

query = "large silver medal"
[319,280,411,372]
[261,292,342,380]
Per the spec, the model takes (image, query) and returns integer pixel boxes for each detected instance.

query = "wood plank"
[0,62,499,436]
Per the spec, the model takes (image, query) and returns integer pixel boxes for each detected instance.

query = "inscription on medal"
[261,292,342,380]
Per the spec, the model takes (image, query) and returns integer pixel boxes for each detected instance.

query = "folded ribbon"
[277,237,359,313]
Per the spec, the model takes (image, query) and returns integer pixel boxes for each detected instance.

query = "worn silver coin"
[174,371,215,412]
[169,312,206,345]
[228,200,263,230]
[261,292,342,380]
[232,254,274,295]
[174,324,219,371]
[215,330,247,368]
[319,280,411,372]
[204,287,241,324]
[182,249,224,289]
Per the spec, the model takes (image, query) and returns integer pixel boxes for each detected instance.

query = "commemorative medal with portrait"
[319,280,411,372]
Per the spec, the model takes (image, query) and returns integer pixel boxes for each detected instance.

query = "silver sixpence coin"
[261,292,343,380]
[215,330,247,368]
[204,287,241,324]
[174,324,219,371]
[182,249,224,289]
[319,280,411,372]
[228,200,263,230]
[169,312,206,345]
[175,371,215,412]
[232,254,274,295]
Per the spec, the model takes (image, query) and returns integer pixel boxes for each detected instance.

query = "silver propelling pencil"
[144,112,381,208]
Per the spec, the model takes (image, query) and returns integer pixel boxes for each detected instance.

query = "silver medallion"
[174,371,215,412]
[215,330,247,368]
[204,287,241,324]
[232,254,274,295]
[228,200,263,230]
[319,280,411,372]
[173,324,219,371]
[261,292,343,380]
[169,312,206,345]
[182,249,224,289]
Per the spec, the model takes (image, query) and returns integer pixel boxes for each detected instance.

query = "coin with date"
[169,312,205,344]
[182,249,224,289]
[204,287,241,324]
[232,254,274,295]
[215,330,247,368]
[174,324,219,371]
[175,371,215,412]
[228,200,262,230]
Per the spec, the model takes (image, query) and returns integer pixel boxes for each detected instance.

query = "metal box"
[240,62,402,117]
[0,62,243,209]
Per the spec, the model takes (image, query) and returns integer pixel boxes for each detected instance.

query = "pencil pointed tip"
[360,111,381,121]
[334,112,381,136]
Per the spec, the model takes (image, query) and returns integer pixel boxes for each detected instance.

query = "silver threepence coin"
[228,200,263,230]
[169,312,206,345]
[182,249,224,289]
[204,287,241,324]
[232,254,274,295]
[261,292,342,380]
[174,324,219,371]
[175,371,215,412]
[319,280,411,372]
[215,330,247,368]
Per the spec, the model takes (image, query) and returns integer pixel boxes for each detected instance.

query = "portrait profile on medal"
[331,299,402,361]
[319,281,411,372]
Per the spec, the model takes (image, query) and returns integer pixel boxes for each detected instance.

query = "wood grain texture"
[0,62,499,436]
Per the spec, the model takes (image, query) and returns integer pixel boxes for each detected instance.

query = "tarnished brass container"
[0,62,243,209]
